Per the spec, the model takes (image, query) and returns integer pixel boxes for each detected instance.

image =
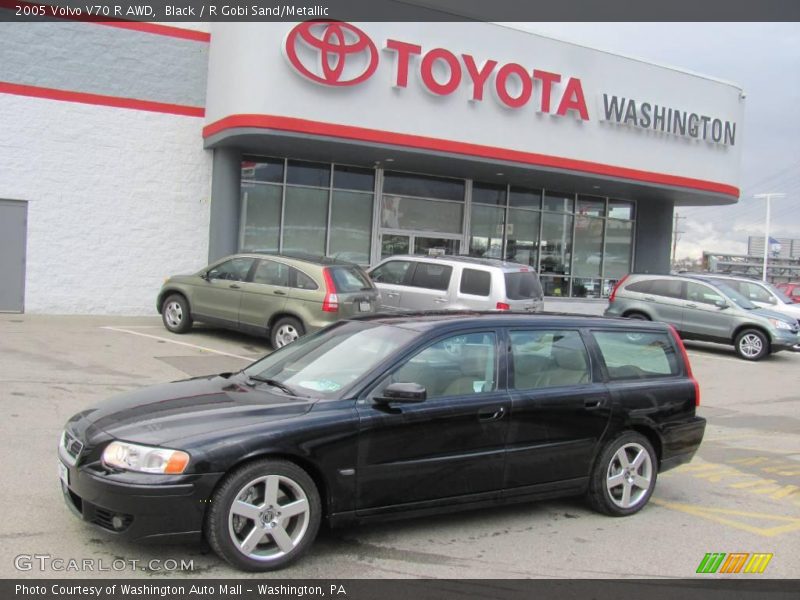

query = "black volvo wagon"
[59,313,705,571]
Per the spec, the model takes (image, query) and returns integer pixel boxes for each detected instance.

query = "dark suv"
[59,313,704,571]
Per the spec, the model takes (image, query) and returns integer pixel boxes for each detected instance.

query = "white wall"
[0,94,212,314]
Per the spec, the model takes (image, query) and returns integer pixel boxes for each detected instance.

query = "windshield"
[714,283,757,310]
[243,321,417,399]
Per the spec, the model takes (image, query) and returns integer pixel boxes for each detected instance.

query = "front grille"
[62,430,84,464]
[92,507,133,532]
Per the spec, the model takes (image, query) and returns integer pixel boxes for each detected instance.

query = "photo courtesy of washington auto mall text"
[0,0,799,599]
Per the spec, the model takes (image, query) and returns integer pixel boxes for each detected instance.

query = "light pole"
[754,193,786,281]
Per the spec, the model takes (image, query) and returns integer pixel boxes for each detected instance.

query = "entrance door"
[380,231,461,259]
[0,200,27,313]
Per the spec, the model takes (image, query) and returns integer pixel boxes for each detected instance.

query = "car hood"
[750,307,798,325]
[66,374,315,447]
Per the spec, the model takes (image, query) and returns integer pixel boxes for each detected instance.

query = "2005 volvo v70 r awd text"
[58,312,705,571]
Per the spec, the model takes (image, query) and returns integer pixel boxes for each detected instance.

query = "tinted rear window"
[593,331,680,380]
[625,280,653,294]
[409,263,453,291]
[649,279,684,299]
[504,271,543,300]
[460,269,491,296]
[329,267,372,293]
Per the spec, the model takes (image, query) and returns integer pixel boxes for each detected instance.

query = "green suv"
[157,253,380,349]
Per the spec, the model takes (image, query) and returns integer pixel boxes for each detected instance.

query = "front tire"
[206,459,321,572]
[734,329,769,361]
[270,316,304,350]
[161,294,193,333]
[587,432,657,516]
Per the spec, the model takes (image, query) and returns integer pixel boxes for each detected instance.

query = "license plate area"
[58,461,69,487]
[359,301,371,312]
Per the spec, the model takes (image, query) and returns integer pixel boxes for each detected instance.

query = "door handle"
[273,290,286,296]
[229,284,241,289]
[386,292,399,298]
[434,298,449,304]
[584,398,606,410]
[478,406,506,421]
[685,303,697,308]
[643,296,655,302]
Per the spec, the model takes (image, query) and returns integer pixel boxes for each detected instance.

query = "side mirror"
[200,271,211,281]
[715,299,729,309]
[375,382,426,404]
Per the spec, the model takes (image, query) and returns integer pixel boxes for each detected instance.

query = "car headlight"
[768,318,792,331]
[102,441,190,474]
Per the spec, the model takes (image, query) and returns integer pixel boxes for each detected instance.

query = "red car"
[775,282,800,303]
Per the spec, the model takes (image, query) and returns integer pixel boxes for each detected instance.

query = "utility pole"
[671,213,685,270]
[754,193,786,281]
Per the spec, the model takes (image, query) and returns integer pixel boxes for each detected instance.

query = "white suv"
[368,255,544,313]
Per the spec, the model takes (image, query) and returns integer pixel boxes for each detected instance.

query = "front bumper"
[769,329,800,352]
[59,448,221,543]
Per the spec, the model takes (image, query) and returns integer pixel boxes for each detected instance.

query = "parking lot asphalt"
[1,314,798,579]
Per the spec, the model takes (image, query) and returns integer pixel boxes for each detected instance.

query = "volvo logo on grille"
[284,21,379,86]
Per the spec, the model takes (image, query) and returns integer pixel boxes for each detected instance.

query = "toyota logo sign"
[284,21,379,86]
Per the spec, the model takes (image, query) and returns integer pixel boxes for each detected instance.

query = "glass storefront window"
[334,165,374,192]
[383,171,465,201]
[381,195,463,234]
[608,199,635,220]
[282,187,328,255]
[472,182,507,206]
[509,186,542,209]
[241,184,281,251]
[540,212,573,275]
[577,195,606,217]
[604,219,634,279]
[572,278,604,298]
[242,157,283,184]
[286,160,330,187]
[572,215,604,278]
[329,190,373,264]
[469,203,505,258]
[540,275,570,297]
[506,208,539,267]
[543,191,574,212]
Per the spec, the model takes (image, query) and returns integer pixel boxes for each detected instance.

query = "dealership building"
[0,19,744,314]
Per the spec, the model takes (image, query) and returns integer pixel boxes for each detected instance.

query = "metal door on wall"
[0,200,27,313]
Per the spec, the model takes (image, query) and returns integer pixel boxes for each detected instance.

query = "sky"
[515,23,800,260]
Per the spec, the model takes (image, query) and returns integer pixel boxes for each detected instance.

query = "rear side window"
[252,260,289,286]
[504,271,543,300]
[625,280,653,294]
[329,267,372,293]
[410,263,453,291]
[649,279,684,299]
[460,269,491,296]
[593,331,679,380]
[291,268,318,290]
[510,330,590,389]
[370,261,412,285]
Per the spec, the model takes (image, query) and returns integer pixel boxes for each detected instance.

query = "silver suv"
[368,255,544,313]
[605,273,800,360]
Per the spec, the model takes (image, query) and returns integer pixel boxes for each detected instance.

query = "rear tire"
[587,432,657,516]
[734,328,769,361]
[206,459,321,572]
[161,294,193,333]
[623,312,650,321]
[270,316,304,350]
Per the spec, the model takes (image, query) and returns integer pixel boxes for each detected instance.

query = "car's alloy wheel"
[735,329,768,361]
[161,294,192,333]
[270,317,304,350]
[206,460,321,571]
[587,432,657,516]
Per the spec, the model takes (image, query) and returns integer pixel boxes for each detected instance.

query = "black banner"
[2,0,800,22]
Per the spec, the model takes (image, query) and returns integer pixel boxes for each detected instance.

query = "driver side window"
[208,258,254,282]
[379,332,497,400]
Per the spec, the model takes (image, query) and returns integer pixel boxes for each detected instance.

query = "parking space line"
[651,499,800,537]
[685,351,756,365]
[101,326,254,361]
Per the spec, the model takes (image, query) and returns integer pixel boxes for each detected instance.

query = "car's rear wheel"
[161,294,192,333]
[270,316,304,350]
[623,311,650,321]
[587,432,657,516]
[206,459,321,572]
[734,328,769,361]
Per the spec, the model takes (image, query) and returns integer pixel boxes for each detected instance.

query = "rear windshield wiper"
[245,375,297,396]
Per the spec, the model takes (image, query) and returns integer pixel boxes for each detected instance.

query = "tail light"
[608,274,629,303]
[496,302,511,311]
[322,268,339,313]
[668,324,700,406]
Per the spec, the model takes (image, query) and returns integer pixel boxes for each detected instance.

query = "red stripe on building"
[0,1,210,42]
[203,114,740,198]
[0,82,205,117]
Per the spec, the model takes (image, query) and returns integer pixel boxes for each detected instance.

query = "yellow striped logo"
[697,552,773,574]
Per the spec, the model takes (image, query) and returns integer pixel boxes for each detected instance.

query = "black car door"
[503,327,611,494]
[355,329,510,513]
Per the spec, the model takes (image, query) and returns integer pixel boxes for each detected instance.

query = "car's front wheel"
[734,328,769,361]
[161,294,193,333]
[206,459,321,571]
[587,432,657,516]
